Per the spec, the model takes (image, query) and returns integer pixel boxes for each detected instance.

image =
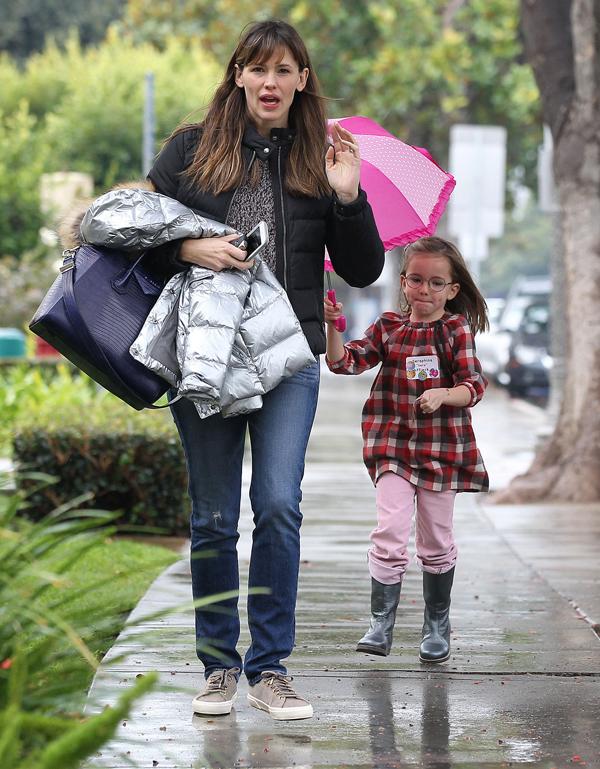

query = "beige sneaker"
[247,671,313,720]
[192,668,239,715]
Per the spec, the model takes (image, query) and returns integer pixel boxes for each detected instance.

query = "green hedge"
[10,365,189,534]
[13,428,188,534]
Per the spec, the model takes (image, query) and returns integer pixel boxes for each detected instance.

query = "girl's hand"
[179,233,253,271]
[415,388,449,414]
[324,295,344,326]
[325,122,360,204]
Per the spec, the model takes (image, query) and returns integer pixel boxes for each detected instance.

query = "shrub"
[0,103,48,257]
[0,33,221,191]
[1,364,83,455]
[1,651,157,769]
[0,474,163,768]
[9,366,189,535]
[0,247,59,328]
[0,33,222,253]
[42,32,221,189]
[0,474,247,768]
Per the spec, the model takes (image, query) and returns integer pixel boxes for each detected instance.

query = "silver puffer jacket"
[80,188,315,418]
[80,187,237,250]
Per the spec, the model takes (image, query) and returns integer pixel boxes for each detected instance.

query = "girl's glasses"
[405,274,454,292]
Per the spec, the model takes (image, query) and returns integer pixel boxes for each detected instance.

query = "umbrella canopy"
[329,116,455,252]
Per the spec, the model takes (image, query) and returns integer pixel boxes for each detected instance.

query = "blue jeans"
[170,360,320,684]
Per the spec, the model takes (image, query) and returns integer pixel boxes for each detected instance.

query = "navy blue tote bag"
[29,245,170,410]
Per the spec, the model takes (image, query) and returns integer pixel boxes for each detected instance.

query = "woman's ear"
[234,64,244,88]
[297,67,309,92]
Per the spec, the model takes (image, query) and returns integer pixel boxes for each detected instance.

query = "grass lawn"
[33,536,180,697]
[43,537,180,630]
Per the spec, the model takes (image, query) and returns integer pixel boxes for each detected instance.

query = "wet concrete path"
[86,371,600,768]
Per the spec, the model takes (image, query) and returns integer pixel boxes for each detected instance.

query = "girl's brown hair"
[400,236,489,334]
[175,20,330,198]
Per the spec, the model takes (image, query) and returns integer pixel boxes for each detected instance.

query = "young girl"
[324,236,489,663]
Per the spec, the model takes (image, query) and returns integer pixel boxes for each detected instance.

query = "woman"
[148,19,384,721]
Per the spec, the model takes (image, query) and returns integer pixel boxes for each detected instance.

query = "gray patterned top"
[227,158,277,272]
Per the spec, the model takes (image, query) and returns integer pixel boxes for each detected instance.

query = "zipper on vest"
[225,151,257,226]
[277,147,288,291]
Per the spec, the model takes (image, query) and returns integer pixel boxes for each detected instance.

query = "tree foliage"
[0,2,544,269]
[0,33,221,191]
[122,0,380,105]
[0,33,221,257]
[0,0,123,60]
[0,103,48,256]
[359,0,540,180]
[120,0,541,181]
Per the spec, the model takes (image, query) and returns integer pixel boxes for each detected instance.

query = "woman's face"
[235,47,308,137]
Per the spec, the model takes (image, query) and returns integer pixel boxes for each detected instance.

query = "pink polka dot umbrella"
[328,116,456,252]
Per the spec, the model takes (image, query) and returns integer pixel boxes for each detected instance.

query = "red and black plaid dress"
[327,311,488,492]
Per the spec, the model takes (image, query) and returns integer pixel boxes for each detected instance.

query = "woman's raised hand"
[325,122,360,204]
[179,233,253,271]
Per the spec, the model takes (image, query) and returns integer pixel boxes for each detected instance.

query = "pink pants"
[368,472,457,585]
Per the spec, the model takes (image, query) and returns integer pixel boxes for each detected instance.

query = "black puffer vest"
[147,124,384,353]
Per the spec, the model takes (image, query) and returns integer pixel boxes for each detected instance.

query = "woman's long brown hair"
[400,237,489,335]
[174,20,331,198]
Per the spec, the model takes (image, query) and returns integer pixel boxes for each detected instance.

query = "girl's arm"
[416,384,471,413]
[450,320,487,406]
[416,320,486,414]
[324,297,346,363]
[444,385,472,406]
[324,300,388,375]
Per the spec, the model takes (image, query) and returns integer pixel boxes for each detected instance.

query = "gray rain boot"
[356,578,402,656]
[419,567,455,663]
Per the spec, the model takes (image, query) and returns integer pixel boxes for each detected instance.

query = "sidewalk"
[86,371,600,769]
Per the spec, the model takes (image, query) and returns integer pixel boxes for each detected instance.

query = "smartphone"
[232,221,269,261]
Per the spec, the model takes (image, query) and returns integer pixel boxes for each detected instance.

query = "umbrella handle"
[327,289,347,333]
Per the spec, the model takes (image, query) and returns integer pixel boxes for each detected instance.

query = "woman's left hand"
[325,122,360,204]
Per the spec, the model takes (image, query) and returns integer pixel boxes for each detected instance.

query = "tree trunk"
[494,0,600,502]
[442,0,468,29]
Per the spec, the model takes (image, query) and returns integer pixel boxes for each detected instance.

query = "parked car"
[485,297,505,328]
[476,276,551,382]
[498,299,552,397]
[475,297,505,379]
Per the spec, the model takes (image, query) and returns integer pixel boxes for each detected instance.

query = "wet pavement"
[86,370,600,768]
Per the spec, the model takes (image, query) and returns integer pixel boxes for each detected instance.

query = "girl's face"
[401,253,460,323]
[235,47,308,137]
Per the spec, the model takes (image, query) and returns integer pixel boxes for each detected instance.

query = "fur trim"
[58,199,91,249]
[58,180,154,249]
